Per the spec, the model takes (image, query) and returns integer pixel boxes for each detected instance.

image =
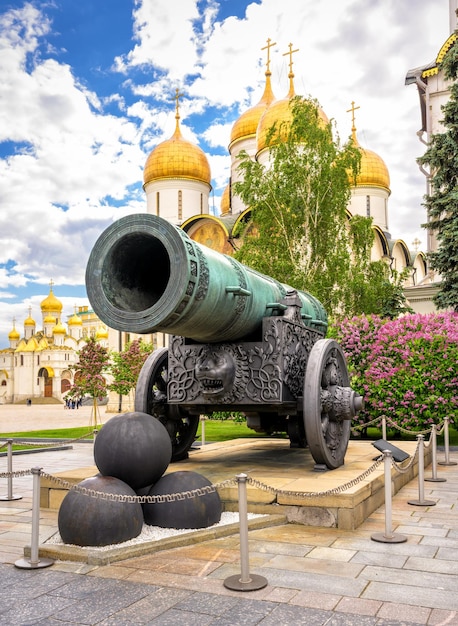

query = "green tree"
[233,96,407,317]
[68,336,110,427]
[109,338,154,408]
[418,35,458,310]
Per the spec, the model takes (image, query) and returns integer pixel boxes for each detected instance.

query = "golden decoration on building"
[143,89,211,186]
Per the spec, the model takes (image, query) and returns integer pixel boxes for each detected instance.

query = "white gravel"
[46,512,264,552]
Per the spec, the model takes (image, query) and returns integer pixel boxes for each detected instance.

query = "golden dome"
[229,71,275,149]
[220,183,230,216]
[44,314,56,324]
[96,325,109,339]
[52,322,66,335]
[24,315,36,327]
[8,326,20,341]
[351,128,390,191]
[68,312,83,326]
[256,45,328,155]
[143,92,211,187]
[41,285,63,313]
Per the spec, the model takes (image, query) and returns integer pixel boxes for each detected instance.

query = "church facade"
[142,43,428,302]
[0,286,109,404]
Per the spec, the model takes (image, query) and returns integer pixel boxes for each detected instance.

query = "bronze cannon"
[86,213,362,469]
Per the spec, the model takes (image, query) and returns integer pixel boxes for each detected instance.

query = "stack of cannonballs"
[58,412,222,547]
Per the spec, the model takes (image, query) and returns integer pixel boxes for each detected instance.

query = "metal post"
[224,474,268,591]
[15,467,54,569]
[201,416,206,447]
[372,451,407,544]
[0,440,22,501]
[408,435,436,506]
[382,416,387,442]
[425,424,446,483]
[438,417,457,466]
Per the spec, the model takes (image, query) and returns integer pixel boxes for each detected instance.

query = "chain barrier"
[352,415,448,439]
[390,439,420,474]
[40,471,238,503]
[0,431,96,450]
[0,469,32,479]
[351,416,382,434]
[2,458,386,505]
[246,459,384,498]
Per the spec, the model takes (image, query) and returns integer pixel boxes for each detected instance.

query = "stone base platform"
[41,437,427,532]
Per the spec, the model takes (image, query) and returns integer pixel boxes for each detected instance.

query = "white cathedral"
[1,9,455,404]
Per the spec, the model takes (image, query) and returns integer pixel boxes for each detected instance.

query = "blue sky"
[0,0,452,346]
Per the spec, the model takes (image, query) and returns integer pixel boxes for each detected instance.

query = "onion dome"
[143,90,211,187]
[257,44,328,156]
[220,183,230,216]
[229,47,276,150]
[96,325,109,340]
[52,322,66,335]
[44,314,56,324]
[68,312,83,326]
[349,117,390,191]
[8,324,20,341]
[41,284,63,313]
[24,311,36,327]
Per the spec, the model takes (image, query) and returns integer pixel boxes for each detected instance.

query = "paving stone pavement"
[1,404,458,625]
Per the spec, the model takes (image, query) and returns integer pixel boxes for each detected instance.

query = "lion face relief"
[195,347,236,399]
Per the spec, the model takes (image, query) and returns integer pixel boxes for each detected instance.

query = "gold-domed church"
[0,283,109,404]
[144,41,427,295]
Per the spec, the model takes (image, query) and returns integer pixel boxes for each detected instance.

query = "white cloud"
[0,0,453,346]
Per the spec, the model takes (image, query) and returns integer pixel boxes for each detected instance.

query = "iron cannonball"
[58,475,143,547]
[143,470,222,529]
[94,411,172,490]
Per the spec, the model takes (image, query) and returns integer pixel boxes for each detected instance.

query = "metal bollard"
[438,417,457,467]
[371,450,407,544]
[0,440,22,501]
[15,467,54,570]
[382,416,387,442]
[224,473,268,591]
[408,435,436,507]
[201,416,206,447]
[425,424,446,483]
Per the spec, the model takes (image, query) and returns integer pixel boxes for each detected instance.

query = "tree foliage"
[109,338,154,397]
[68,336,109,401]
[332,312,458,430]
[418,37,458,310]
[233,96,409,318]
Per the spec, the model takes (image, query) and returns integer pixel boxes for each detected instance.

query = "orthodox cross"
[283,42,299,76]
[49,278,54,291]
[261,38,276,73]
[174,88,184,120]
[412,238,421,252]
[346,101,360,132]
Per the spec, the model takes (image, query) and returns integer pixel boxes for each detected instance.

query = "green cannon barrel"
[85,213,328,342]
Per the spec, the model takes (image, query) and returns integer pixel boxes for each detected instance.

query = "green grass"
[0,420,456,446]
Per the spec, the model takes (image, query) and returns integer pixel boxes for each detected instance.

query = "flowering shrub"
[330,312,458,429]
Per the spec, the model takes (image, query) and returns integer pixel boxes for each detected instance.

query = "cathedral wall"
[349,188,389,232]
[230,136,257,215]
[145,179,210,223]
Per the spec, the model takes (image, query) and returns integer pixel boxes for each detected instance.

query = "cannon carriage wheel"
[303,339,352,470]
[135,348,200,462]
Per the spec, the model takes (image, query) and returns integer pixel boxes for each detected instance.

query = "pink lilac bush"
[331,312,458,429]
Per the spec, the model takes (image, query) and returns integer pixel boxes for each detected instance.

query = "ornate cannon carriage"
[86,214,362,470]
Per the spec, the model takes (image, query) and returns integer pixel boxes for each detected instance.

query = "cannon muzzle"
[85,213,327,342]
